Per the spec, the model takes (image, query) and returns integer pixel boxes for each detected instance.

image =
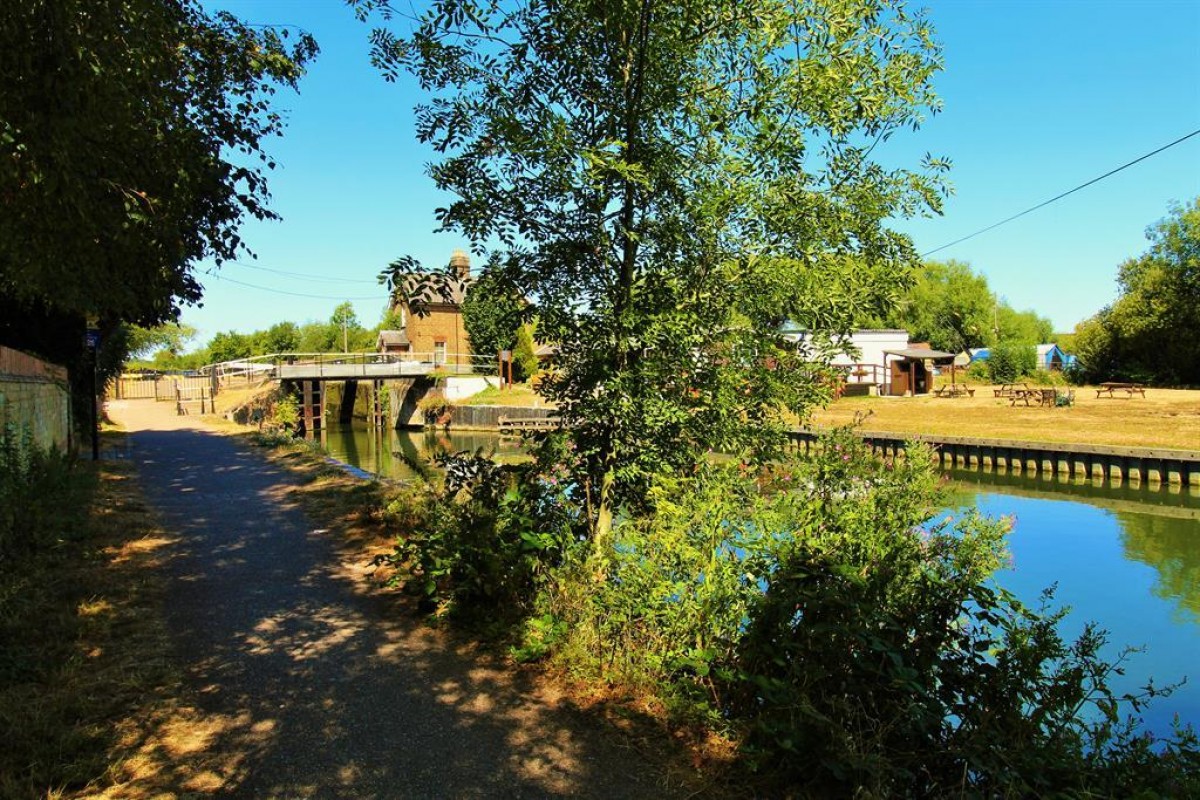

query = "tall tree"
[1,0,316,418]
[883,260,993,351]
[461,254,526,359]
[1,0,317,326]
[995,303,1053,345]
[363,0,950,537]
[1074,198,1200,385]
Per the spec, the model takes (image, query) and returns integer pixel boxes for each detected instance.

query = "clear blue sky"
[186,0,1200,346]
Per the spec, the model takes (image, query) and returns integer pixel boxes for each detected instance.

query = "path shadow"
[115,426,691,798]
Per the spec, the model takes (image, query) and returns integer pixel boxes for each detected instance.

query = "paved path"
[107,400,678,799]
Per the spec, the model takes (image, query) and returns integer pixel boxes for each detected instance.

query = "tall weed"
[0,425,87,566]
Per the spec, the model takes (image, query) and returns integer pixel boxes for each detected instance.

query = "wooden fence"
[110,374,214,401]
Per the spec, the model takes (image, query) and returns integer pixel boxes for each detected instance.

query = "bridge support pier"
[369,379,386,429]
[301,380,324,440]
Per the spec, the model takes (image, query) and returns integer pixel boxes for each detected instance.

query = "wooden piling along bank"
[787,430,1200,489]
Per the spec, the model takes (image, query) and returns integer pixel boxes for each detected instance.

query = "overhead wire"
[226,260,380,284]
[204,272,387,301]
[921,127,1200,257]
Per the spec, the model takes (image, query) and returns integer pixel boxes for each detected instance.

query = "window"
[433,340,446,365]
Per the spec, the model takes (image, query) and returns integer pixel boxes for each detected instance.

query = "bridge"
[201,351,493,383]
[138,351,502,434]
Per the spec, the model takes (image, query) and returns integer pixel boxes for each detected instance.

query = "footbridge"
[196,352,496,434]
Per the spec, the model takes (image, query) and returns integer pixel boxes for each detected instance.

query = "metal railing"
[200,351,499,383]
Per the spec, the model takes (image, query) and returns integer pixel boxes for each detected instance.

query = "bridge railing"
[201,352,499,384]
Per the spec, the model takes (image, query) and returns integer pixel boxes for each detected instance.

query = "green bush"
[0,426,87,565]
[376,452,578,617]
[513,323,539,383]
[272,391,299,430]
[379,426,1198,794]
[535,430,1199,795]
[987,340,1037,383]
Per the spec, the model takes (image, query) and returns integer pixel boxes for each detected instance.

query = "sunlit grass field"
[807,387,1200,451]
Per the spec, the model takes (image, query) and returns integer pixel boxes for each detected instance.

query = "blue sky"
[186,0,1200,345]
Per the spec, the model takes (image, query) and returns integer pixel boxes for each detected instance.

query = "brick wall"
[404,305,472,366]
[0,346,71,451]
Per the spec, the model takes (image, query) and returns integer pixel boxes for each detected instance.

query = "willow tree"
[361,0,949,538]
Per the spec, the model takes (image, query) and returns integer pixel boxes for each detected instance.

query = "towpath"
[104,399,680,799]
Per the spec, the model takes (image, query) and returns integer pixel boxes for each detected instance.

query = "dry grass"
[807,386,1200,451]
[456,383,555,408]
[0,451,179,799]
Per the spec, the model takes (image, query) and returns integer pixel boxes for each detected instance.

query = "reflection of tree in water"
[1119,512,1200,624]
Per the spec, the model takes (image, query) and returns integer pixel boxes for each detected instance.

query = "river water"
[319,423,1200,734]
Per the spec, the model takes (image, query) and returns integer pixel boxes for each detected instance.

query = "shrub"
[0,426,87,565]
[987,340,1037,382]
[513,323,539,383]
[376,451,578,617]
[537,430,1199,795]
[272,391,299,430]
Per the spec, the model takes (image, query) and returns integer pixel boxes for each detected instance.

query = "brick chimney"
[450,249,470,280]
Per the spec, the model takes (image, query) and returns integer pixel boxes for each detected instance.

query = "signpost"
[499,350,512,389]
[86,326,100,461]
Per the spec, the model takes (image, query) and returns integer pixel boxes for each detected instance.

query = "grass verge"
[0,441,177,799]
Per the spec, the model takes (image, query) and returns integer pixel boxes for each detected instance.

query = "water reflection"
[1120,511,1200,625]
[947,474,1200,734]
[319,423,528,482]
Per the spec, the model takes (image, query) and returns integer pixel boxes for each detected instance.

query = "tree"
[363,0,950,538]
[996,303,1053,345]
[513,323,539,383]
[330,302,364,353]
[883,260,993,351]
[207,331,253,363]
[254,321,301,355]
[1,1,315,422]
[1069,199,1200,385]
[126,323,198,360]
[461,255,525,359]
[297,321,337,353]
[1099,198,1199,385]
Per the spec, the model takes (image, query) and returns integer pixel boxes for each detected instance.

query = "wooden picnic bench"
[993,382,1029,398]
[934,383,975,398]
[1096,382,1146,399]
[1009,387,1065,408]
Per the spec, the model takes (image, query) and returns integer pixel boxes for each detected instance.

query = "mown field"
[807,386,1200,451]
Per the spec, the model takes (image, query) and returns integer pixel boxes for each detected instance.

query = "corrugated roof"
[884,347,957,361]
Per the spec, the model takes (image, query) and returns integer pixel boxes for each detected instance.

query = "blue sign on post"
[85,329,101,349]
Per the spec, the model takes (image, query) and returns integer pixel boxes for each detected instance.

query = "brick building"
[378,250,473,367]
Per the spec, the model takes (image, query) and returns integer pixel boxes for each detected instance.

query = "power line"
[205,272,387,301]
[922,127,1200,257]
[227,260,380,284]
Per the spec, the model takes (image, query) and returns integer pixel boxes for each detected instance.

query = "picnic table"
[1096,382,1146,399]
[934,383,976,398]
[993,382,1029,398]
[1009,387,1065,408]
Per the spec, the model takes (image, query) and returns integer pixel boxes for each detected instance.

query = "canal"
[319,423,1200,734]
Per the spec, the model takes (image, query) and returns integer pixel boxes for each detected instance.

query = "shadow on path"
[112,405,679,798]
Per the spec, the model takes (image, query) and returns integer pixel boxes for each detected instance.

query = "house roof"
[533,343,558,357]
[884,347,957,362]
[376,329,410,347]
[396,273,472,308]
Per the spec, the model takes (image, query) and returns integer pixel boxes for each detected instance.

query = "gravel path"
[107,400,680,799]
